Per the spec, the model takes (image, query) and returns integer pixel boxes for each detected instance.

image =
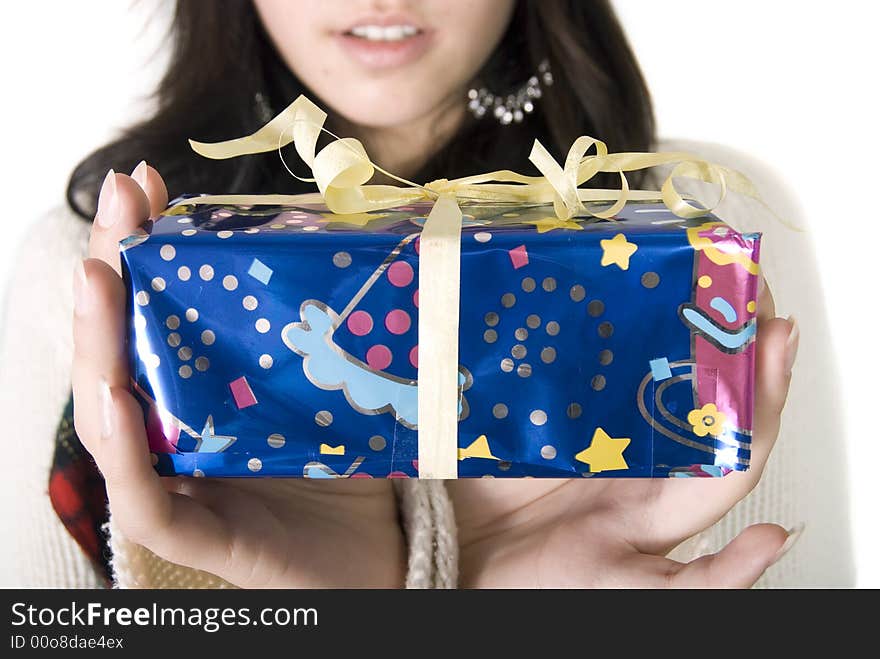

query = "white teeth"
[349,25,420,41]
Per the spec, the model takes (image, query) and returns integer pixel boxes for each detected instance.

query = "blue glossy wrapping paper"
[121,196,761,479]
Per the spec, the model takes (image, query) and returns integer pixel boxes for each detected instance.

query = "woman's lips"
[335,30,433,70]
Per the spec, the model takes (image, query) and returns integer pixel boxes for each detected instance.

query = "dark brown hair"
[67,0,655,219]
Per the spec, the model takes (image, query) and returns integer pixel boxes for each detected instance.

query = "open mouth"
[344,24,423,42]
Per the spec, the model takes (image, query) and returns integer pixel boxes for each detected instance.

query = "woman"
[1,0,852,587]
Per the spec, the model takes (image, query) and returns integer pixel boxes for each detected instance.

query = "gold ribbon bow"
[180,95,764,479]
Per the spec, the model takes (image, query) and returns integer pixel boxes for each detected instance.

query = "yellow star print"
[321,212,389,228]
[458,435,499,461]
[527,217,585,234]
[600,233,638,270]
[574,427,630,473]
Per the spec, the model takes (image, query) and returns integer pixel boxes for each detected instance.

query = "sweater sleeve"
[0,207,105,588]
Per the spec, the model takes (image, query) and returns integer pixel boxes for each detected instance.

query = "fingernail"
[131,160,148,190]
[771,522,804,565]
[784,315,799,375]
[98,376,115,440]
[96,169,118,228]
[73,260,91,316]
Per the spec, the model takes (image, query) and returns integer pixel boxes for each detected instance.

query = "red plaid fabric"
[48,394,112,585]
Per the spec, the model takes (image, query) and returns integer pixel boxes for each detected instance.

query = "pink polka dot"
[387,260,414,287]
[413,289,419,307]
[414,237,421,254]
[347,310,373,336]
[366,345,392,370]
[385,309,411,335]
[409,345,418,368]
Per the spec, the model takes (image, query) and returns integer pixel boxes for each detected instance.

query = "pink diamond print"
[229,376,258,409]
[508,244,529,269]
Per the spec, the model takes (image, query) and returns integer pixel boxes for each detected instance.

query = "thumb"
[670,523,802,588]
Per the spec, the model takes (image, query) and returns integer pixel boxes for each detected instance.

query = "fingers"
[667,523,796,588]
[131,160,169,218]
[88,163,169,273]
[71,258,130,448]
[100,385,232,575]
[748,315,798,474]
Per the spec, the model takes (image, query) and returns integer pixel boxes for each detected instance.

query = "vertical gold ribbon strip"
[417,194,463,479]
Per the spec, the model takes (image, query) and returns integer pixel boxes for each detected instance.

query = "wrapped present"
[121,96,764,479]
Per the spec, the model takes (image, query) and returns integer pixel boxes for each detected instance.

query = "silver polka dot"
[222,275,238,291]
[244,228,260,234]
[598,321,614,338]
[501,293,516,308]
[255,318,271,333]
[599,349,614,366]
[540,347,556,364]
[242,295,258,311]
[641,271,660,289]
[135,291,150,306]
[511,344,527,359]
[588,300,605,317]
[247,458,263,472]
[526,314,541,329]
[483,329,498,343]
[492,403,509,419]
[165,315,180,330]
[134,314,147,331]
[529,409,548,426]
[194,356,209,371]
[570,284,586,302]
[517,363,532,378]
[521,277,536,293]
[591,374,607,391]
[484,312,499,327]
[144,353,160,369]
[151,277,166,292]
[178,346,192,361]
[217,230,233,239]
[259,354,273,369]
[546,321,560,336]
[199,264,214,281]
[267,433,286,449]
[500,358,515,373]
[160,244,176,261]
[498,461,512,471]
[474,232,492,243]
[315,410,333,427]
[333,251,352,268]
[514,327,528,341]
[178,365,192,379]
[185,308,199,322]
[167,332,181,347]
[182,229,197,237]
[177,266,191,281]
[201,329,215,345]
[177,217,192,224]
[540,445,557,460]
[567,403,583,419]
[369,435,387,451]
[303,225,320,232]
[192,468,205,477]
[542,277,557,292]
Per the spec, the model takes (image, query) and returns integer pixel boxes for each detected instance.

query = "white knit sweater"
[0,139,856,588]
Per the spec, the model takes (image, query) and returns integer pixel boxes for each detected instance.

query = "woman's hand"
[71,164,406,588]
[446,280,799,588]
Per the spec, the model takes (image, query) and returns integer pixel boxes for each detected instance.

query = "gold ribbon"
[181,94,767,479]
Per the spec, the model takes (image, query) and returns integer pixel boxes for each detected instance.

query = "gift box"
[121,195,761,479]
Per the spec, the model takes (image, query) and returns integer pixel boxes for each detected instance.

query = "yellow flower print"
[687,403,727,437]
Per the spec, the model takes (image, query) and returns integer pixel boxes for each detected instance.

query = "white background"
[0,1,877,586]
